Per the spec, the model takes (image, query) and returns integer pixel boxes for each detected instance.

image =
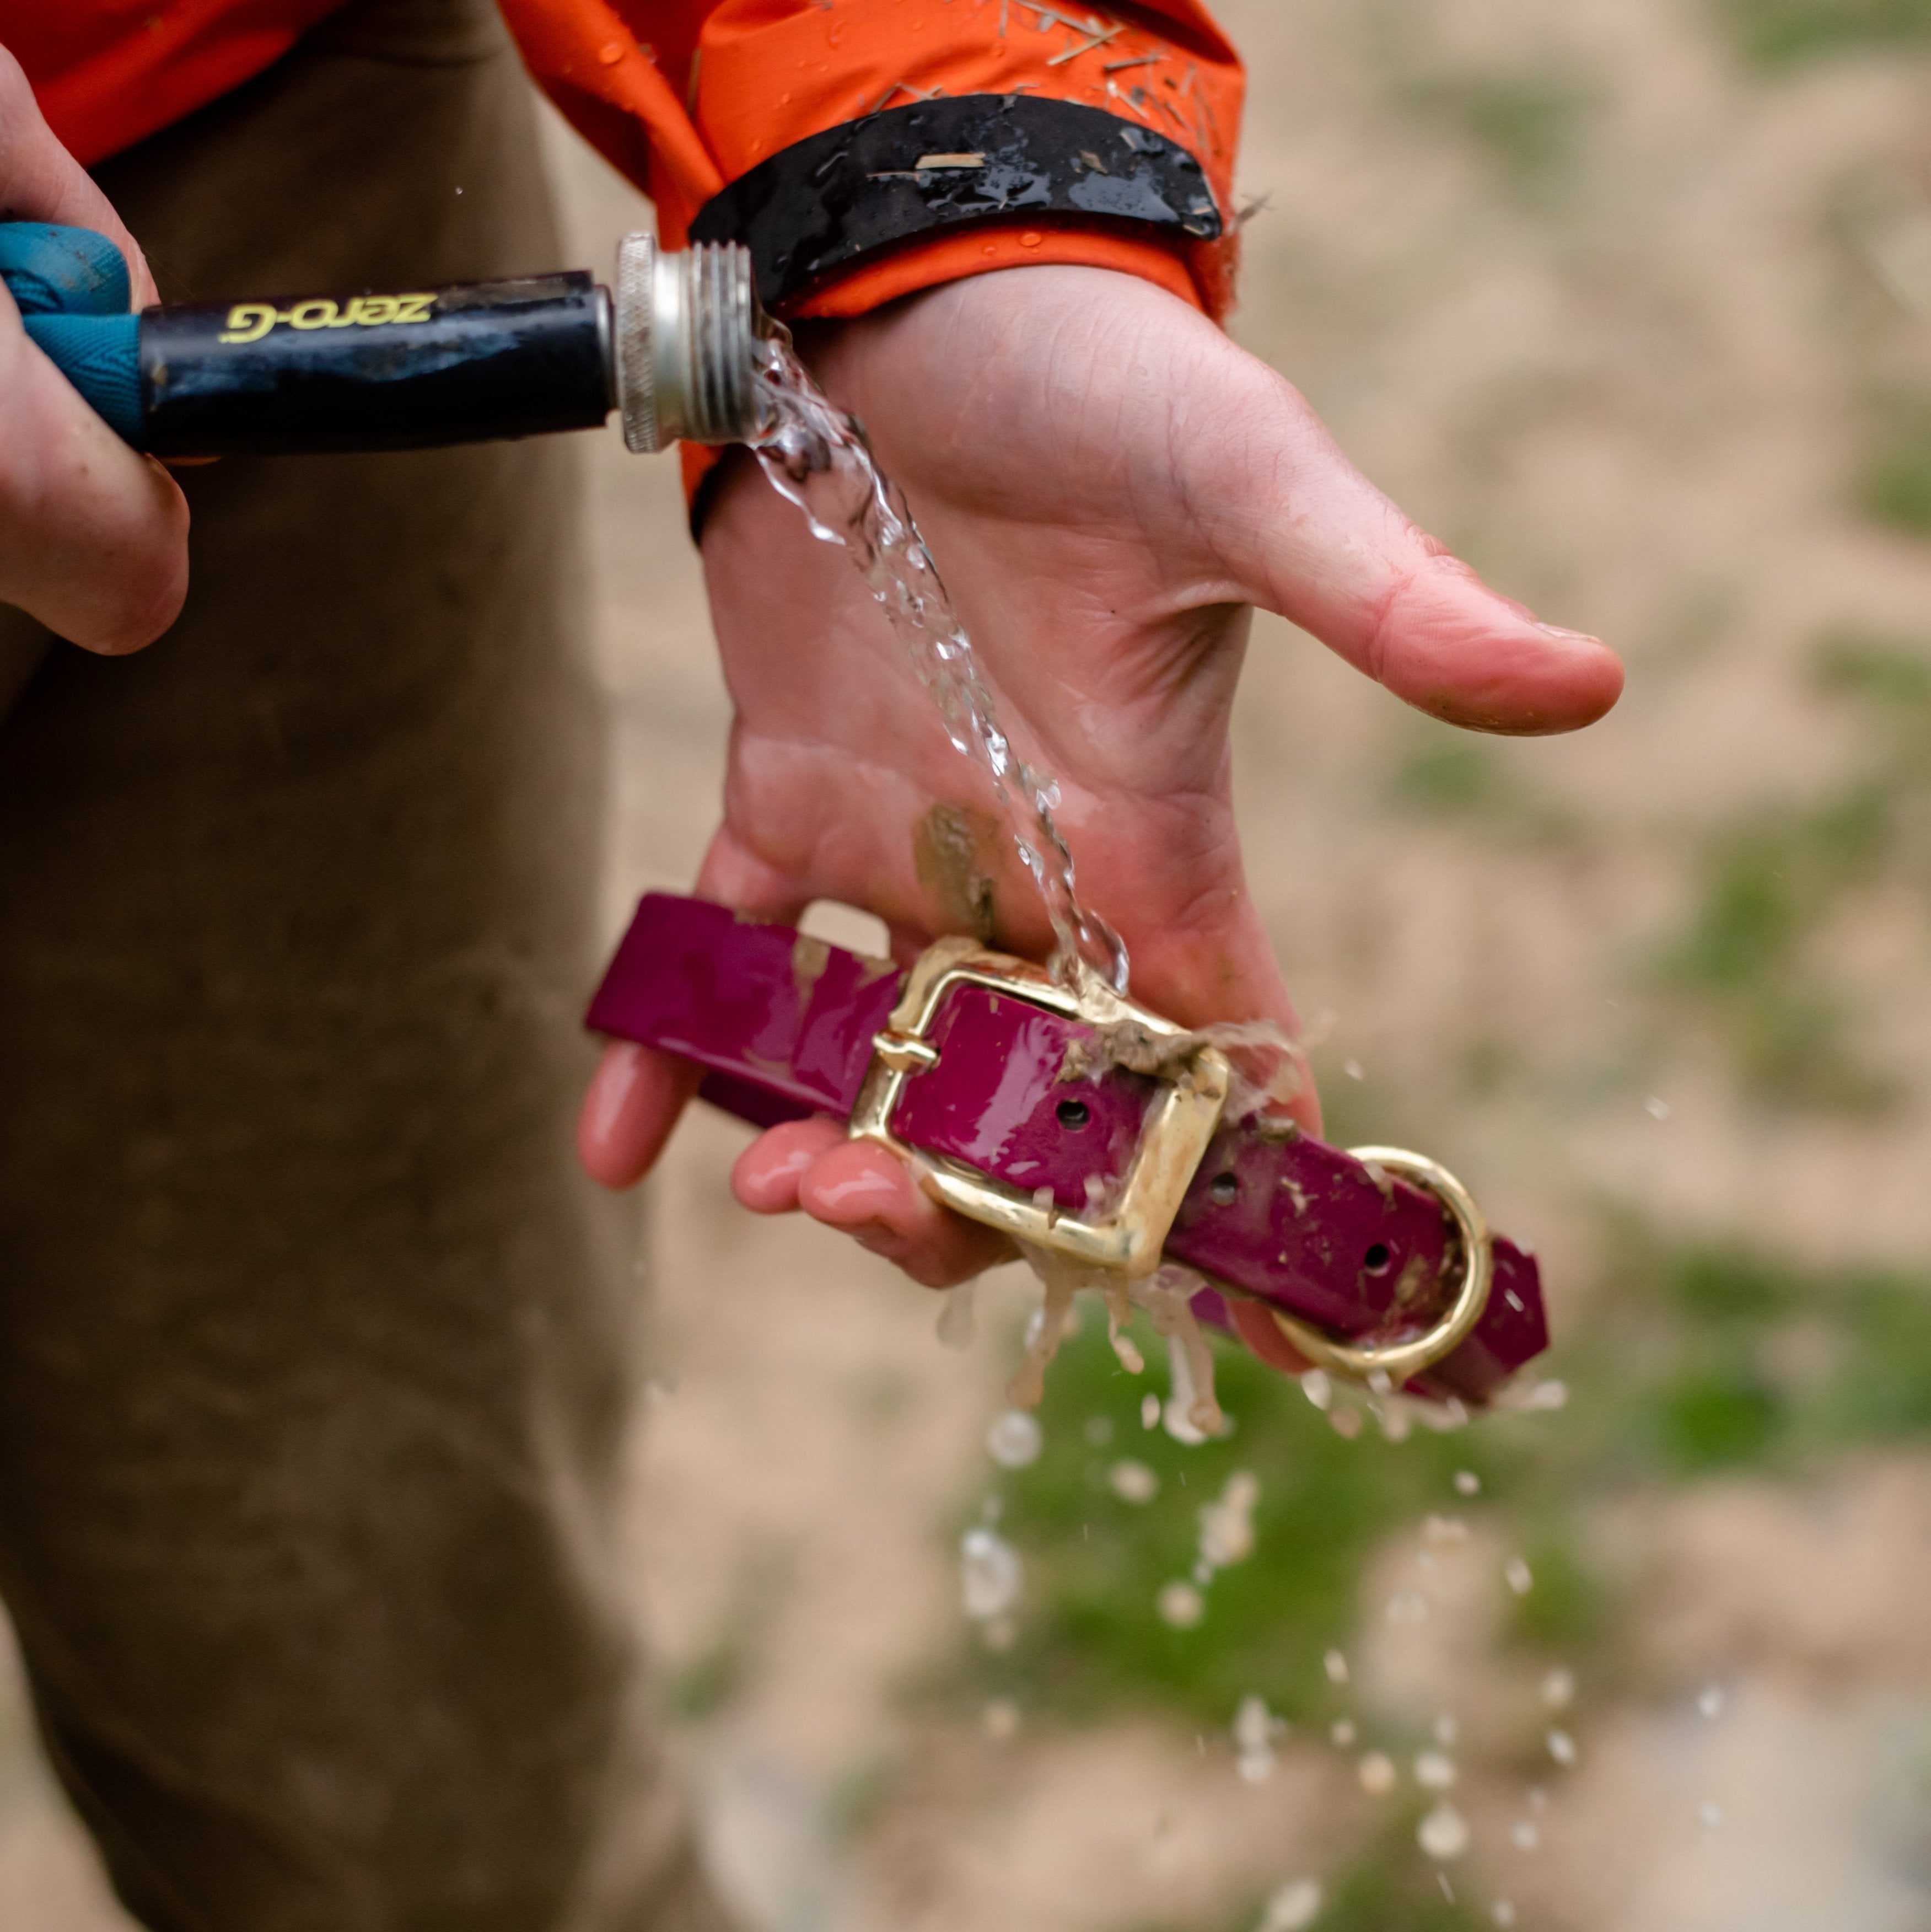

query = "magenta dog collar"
[587,894,1547,1404]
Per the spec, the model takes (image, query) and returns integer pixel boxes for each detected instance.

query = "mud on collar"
[687,94,1223,315]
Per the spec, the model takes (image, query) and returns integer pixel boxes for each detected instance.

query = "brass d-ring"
[1268,1146,1494,1386]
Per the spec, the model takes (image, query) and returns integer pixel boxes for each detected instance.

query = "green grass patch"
[1652,630,1931,1111]
[1650,1356,1788,1472]
[1319,1819,1497,1930]
[949,1217,1931,1734]
[1500,1521,1611,1654]
[1658,770,1897,1112]
[1723,0,1931,66]
[1815,630,1931,712]
[1386,726,1580,849]
[955,1313,1564,1728]
[1860,406,1931,535]
[1599,1223,1931,1473]
[663,1552,787,1720]
[1405,73,1591,187]
[1391,741,1500,816]
[1140,1816,1498,1932]
[665,1630,751,1720]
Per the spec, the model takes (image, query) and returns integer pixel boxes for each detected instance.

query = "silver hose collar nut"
[614,233,765,451]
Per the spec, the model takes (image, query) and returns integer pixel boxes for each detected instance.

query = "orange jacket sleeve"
[494,0,1245,323]
[2,1,348,166]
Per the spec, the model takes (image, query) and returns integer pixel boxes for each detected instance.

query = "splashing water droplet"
[1492,1902,1518,1927]
[1330,1719,1357,1747]
[960,1526,1022,1621]
[1109,1459,1159,1504]
[1510,1819,1540,1853]
[1233,1694,1278,1751]
[1141,1392,1162,1430]
[1163,1332,1213,1445]
[1414,1749,1457,1791]
[1542,1668,1575,1710]
[1199,1469,1261,1571]
[936,1279,978,1349]
[985,1409,1043,1468]
[1455,1469,1481,1495]
[1158,1580,1205,1628]
[1434,1714,1459,1746]
[1358,1752,1396,1795]
[1257,1879,1324,1931]
[1698,1683,1725,1720]
[1324,1648,1351,1684]
[1233,1694,1281,1783]
[1418,1802,1471,1860]
[1546,1729,1577,1767]
[1505,1557,1534,1596]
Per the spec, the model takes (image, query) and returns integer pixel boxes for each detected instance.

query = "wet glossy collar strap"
[587,894,1547,1404]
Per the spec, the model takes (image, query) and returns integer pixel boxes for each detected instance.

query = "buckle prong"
[850,937,1230,1276]
[870,1029,939,1074]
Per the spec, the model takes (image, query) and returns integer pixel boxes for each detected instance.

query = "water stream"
[749,330,1129,992]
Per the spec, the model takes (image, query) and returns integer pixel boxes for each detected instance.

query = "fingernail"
[1534,622,1605,646]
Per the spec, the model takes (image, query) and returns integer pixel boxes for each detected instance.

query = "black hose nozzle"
[4,227,769,459]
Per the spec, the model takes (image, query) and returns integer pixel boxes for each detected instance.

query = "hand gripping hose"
[0,224,766,457]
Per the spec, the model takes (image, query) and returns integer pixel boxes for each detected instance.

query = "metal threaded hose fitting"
[613,233,768,452]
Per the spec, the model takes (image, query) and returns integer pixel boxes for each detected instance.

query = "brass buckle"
[1266,1146,1494,1383]
[849,937,1230,1276]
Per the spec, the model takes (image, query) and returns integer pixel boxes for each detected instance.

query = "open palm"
[581,264,1621,1302]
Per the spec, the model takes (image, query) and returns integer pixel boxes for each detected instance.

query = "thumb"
[1196,355,1623,736]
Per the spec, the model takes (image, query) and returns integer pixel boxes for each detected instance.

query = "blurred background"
[10,0,1931,1925]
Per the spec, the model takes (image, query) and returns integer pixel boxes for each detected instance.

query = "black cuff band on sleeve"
[687,93,1222,314]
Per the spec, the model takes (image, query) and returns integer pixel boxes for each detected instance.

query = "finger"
[692,817,815,920]
[0,55,187,652]
[0,303,189,652]
[731,1116,846,1212]
[0,51,160,304]
[1227,1297,1315,1375]
[797,1139,1014,1287]
[1057,786,1322,1135]
[1194,353,1623,736]
[578,1039,702,1189]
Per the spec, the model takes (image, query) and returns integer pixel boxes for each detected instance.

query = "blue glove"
[0,222,141,443]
